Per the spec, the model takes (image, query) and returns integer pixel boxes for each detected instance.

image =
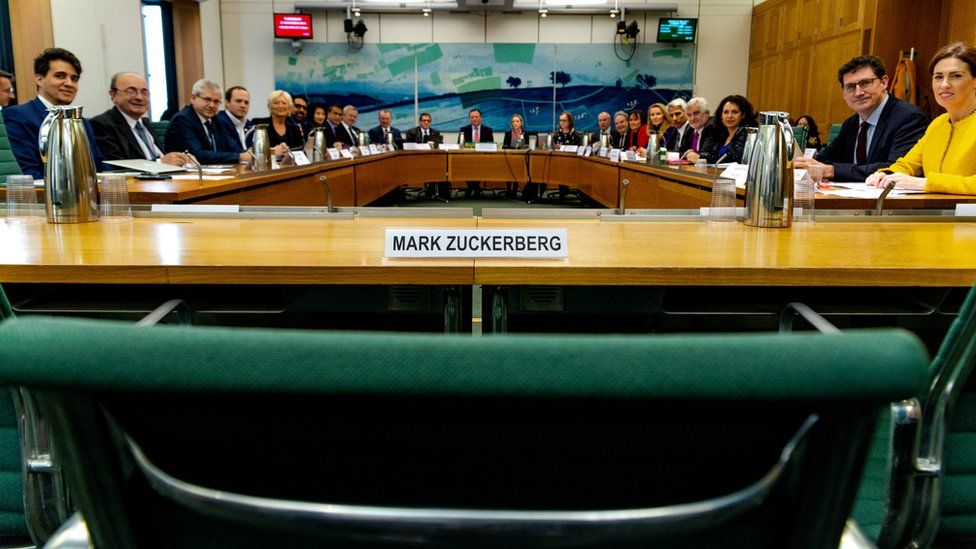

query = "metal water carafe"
[741,127,759,165]
[647,133,659,160]
[251,124,271,171]
[581,133,590,149]
[304,127,328,162]
[599,133,609,149]
[744,112,796,228]
[358,131,368,147]
[38,106,99,223]
[385,131,395,150]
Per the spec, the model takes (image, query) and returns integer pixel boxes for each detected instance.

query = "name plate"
[439,143,460,150]
[609,149,621,162]
[403,142,431,151]
[719,163,749,188]
[359,146,372,156]
[560,145,579,153]
[291,151,311,166]
[368,144,382,155]
[327,148,341,160]
[151,204,240,213]
[579,146,591,156]
[385,229,568,258]
[956,204,976,216]
[599,147,610,158]
[339,149,354,159]
[474,142,498,152]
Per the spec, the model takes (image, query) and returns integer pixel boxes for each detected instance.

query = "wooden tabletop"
[473,218,976,287]
[0,217,476,285]
[3,216,976,287]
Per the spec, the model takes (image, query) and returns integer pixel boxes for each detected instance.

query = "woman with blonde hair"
[647,102,671,142]
[249,90,305,158]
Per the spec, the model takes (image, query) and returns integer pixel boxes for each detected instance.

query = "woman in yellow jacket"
[868,42,976,194]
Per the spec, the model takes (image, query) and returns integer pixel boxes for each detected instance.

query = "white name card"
[385,229,568,258]
[475,142,499,152]
[624,151,637,162]
[368,144,382,155]
[719,163,749,188]
[402,142,432,151]
[666,151,680,163]
[804,148,817,157]
[609,149,621,162]
[339,149,354,159]
[599,147,610,158]
[955,204,976,216]
[560,145,579,153]
[359,146,372,156]
[327,148,341,160]
[151,204,240,213]
[291,151,311,166]
[581,146,592,157]
[439,143,460,150]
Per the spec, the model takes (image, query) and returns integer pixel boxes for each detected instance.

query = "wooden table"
[6,150,975,211]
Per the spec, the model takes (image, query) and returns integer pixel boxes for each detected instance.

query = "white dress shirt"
[224,112,249,149]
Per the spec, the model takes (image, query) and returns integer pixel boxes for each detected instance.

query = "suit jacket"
[588,129,614,147]
[215,111,252,151]
[89,107,163,161]
[502,130,529,149]
[665,123,695,153]
[459,124,494,145]
[815,95,928,181]
[404,126,443,144]
[164,105,243,164]
[367,125,404,148]
[2,97,105,178]
[333,123,363,147]
[699,122,752,163]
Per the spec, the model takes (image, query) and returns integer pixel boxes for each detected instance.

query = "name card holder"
[599,147,610,158]
[474,142,498,152]
[560,145,579,153]
[359,146,372,156]
[439,143,460,150]
[339,149,354,159]
[609,149,621,162]
[579,146,592,156]
[403,142,431,151]
[368,144,382,155]
[291,151,311,166]
[385,228,568,258]
[327,148,341,160]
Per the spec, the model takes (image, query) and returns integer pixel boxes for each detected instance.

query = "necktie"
[204,120,216,151]
[422,130,427,140]
[348,126,357,144]
[134,121,158,160]
[691,130,700,152]
[855,121,869,164]
[474,127,480,143]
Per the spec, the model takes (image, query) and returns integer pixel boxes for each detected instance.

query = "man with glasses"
[405,113,447,198]
[164,79,251,165]
[2,48,104,178]
[0,69,15,107]
[794,55,927,181]
[90,72,187,166]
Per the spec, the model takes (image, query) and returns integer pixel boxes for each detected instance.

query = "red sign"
[274,13,313,39]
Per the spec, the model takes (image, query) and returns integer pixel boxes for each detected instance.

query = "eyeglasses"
[842,77,880,94]
[194,95,222,106]
[112,87,150,98]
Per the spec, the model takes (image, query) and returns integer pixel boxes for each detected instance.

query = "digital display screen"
[657,18,697,43]
[274,13,313,39]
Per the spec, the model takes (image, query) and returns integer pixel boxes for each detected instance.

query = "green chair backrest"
[0,112,24,177]
[827,123,842,146]
[0,318,928,548]
[791,125,808,152]
[150,121,169,151]
[0,286,29,542]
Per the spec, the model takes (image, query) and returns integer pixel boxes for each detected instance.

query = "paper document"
[104,159,186,174]
[820,183,926,198]
[170,174,235,181]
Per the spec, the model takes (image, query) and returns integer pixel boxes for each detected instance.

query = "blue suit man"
[2,48,104,179]
[367,110,403,148]
[164,80,248,165]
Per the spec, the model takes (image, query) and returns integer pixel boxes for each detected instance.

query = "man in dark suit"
[292,95,312,136]
[611,111,629,149]
[3,48,104,178]
[367,109,403,149]
[458,109,494,197]
[795,55,928,181]
[215,85,251,150]
[405,112,448,199]
[321,104,343,148]
[679,97,716,160]
[0,70,15,108]
[164,79,251,165]
[404,112,442,144]
[588,111,614,146]
[332,105,363,148]
[90,72,186,166]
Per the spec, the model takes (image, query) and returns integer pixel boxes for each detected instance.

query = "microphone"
[713,153,728,169]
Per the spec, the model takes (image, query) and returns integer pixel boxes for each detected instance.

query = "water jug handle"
[38,109,60,161]
[779,117,796,161]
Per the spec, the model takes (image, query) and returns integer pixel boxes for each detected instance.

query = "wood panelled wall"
[748,0,971,142]
[8,0,54,102]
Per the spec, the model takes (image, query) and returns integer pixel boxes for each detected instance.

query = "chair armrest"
[840,519,878,549]
[43,512,91,549]
[779,302,841,334]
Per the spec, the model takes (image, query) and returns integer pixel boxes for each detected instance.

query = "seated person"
[165,79,251,165]
[458,109,494,197]
[89,71,185,166]
[647,102,671,144]
[588,111,614,146]
[612,111,630,149]
[332,105,363,148]
[670,97,707,155]
[623,109,649,151]
[552,111,582,146]
[664,98,689,150]
[3,47,104,178]
[291,95,312,136]
[504,114,530,200]
[321,104,344,148]
[794,55,928,181]
[249,90,305,159]
[367,109,403,149]
[216,85,252,151]
[795,115,823,151]
[698,94,756,164]
[310,104,327,127]
[867,42,976,194]
[404,112,443,145]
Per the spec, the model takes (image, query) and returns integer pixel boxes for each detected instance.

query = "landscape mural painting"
[275,41,695,133]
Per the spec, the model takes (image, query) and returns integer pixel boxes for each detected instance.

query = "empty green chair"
[791,125,808,154]
[0,113,24,177]
[827,123,842,147]
[150,121,169,151]
[0,317,927,548]
[851,285,976,547]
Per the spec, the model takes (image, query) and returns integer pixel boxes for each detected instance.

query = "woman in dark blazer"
[248,90,305,158]
[698,94,757,164]
[503,114,529,199]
